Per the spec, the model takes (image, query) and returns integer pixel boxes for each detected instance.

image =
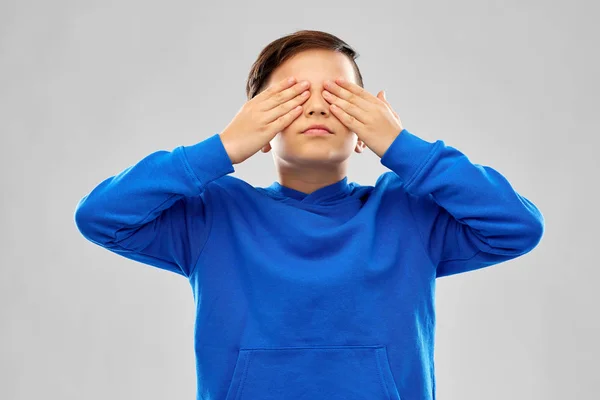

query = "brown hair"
[245,30,364,100]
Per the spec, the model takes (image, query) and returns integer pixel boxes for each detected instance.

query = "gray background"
[1,0,597,399]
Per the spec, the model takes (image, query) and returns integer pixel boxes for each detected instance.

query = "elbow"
[73,196,100,242]
[520,215,545,254]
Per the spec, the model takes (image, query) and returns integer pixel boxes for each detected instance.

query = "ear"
[354,139,366,153]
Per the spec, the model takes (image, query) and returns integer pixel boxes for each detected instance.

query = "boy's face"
[260,49,366,166]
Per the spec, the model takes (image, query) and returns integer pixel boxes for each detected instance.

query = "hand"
[219,77,311,165]
[322,78,404,158]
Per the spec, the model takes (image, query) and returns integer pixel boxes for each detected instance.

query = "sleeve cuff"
[380,128,441,185]
[177,133,235,189]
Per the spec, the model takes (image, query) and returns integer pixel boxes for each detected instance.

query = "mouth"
[302,125,333,135]
[302,128,333,135]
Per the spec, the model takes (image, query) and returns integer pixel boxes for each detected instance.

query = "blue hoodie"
[74,128,544,400]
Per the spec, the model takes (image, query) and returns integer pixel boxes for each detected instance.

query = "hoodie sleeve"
[74,133,235,278]
[379,128,544,278]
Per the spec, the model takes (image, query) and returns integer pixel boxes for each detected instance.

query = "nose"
[303,87,330,116]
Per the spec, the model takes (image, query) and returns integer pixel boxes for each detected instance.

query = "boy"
[74,30,544,400]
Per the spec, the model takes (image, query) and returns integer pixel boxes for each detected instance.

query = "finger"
[255,76,296,101]
[323,90,369,124]
[324,79,372,111]
[261,78,310,112]
[329,103,365,133]
[270,104,304,134]
[265,89,309,124]
[333,78,380,105]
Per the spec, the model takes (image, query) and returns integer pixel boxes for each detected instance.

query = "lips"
[303,128,332,135]
[302,125,333,134]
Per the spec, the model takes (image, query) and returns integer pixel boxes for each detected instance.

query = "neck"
[274,161,348,195]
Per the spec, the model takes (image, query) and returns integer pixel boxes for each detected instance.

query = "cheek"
[282,118,300,130]
[279,126,295,135]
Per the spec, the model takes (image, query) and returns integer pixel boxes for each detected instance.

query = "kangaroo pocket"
[224,345,402,400]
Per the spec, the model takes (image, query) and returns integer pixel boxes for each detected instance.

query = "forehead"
[268,49,356,85]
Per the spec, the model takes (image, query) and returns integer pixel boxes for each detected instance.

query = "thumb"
[379,90,391,106]
[378,90,401,121]
[378,90,392,108]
